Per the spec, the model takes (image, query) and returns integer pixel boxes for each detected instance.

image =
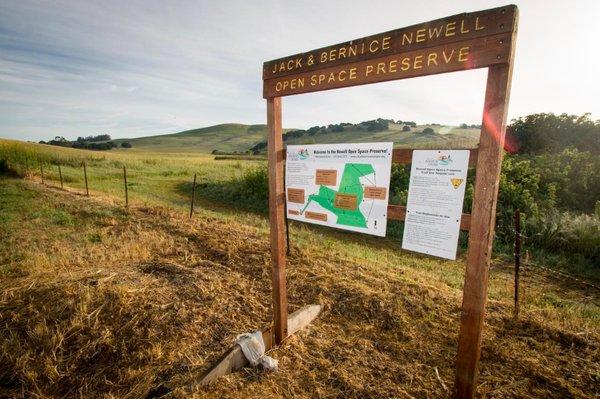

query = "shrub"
[121,142,132,148]
[524,211,600,262]
[240,165,269,203]
[527,148,600,213]
[508,112,600,155]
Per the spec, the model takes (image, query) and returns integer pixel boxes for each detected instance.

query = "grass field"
[1,140,599,398]
[110,124,272,154]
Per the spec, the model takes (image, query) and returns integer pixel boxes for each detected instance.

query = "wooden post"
[123,166,129,207]
[283,166,291,256]
[40,163,44,184]
[58,165,63,189]
[284,200,291,256]
[190,173,197,218]
[83,162,89,196]
[514,209,521,319]
[454,62,517,398]
[267,97,288,345]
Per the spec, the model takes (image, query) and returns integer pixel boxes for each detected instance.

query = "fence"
[1,154,597,298]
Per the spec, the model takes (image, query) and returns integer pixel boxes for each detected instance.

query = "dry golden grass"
[0,177,598,398]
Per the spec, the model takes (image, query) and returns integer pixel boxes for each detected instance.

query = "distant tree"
[402,125,411,132]
[359,118,390,132]
[507,112,600,155]
[460,123,469,129]
[327,124,345,132]
[121,142,132,148]
[283,129,306,141]
[47,136,71,147]
[307,126,322,136]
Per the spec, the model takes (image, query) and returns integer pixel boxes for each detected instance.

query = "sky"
[0,0,599,141]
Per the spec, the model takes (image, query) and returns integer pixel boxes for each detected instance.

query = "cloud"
[0,0,598,141]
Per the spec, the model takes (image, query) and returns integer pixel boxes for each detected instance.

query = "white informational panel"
[285,143,393,237]
[402,150,470,260]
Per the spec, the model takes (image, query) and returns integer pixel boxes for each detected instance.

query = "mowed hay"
[0,179,598,398]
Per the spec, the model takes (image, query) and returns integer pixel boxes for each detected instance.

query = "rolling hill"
[108,122,481,154]
[111,123,271,153]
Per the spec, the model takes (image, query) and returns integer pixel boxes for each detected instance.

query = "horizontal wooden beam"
[263,34,512,98]
[284,148,479,166]
[263,5,517,80]
[388,204,471,231]
[392,148,478,166]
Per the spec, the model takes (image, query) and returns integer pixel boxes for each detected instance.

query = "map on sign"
[285,143,393,236]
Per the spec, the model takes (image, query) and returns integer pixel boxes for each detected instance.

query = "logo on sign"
[437,154,453,165]
[451,178,464,189]
[298,148,309,160]
[425,154,453,167]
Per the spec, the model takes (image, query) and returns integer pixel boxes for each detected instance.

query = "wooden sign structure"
[262,5,518,399]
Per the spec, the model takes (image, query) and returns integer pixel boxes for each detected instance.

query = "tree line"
[249,118,416,154]
[39,134,132,151]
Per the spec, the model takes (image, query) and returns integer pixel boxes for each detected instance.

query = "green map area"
[301,163,375,228]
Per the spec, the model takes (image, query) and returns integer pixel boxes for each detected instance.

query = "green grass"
[1,140,599,398]
[1,138,598,280]
[110,123,272,153]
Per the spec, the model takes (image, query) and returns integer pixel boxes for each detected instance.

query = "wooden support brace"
[194,304,321,387]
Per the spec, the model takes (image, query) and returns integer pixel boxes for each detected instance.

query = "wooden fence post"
[40,163,44,184]
[58,165,63,189]
[514,209,521,319]
[190,173,197,218]
[83,162,89,196]
[267,97,288,345]
[454,62,517,399]
[123,166,129,207]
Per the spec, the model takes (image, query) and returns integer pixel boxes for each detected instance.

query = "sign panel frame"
[285,142,393,237]
[402,150,470,260]
[263,5,518,399]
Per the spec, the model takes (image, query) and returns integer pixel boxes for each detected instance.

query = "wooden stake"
[454,62,517,399]
[40,163,44,184]
[190,173,197,218]
[267,97,288,345]
[83,162,89,196]
[514,209,521,319]
[123,166,129,207]
[58,165,63,189]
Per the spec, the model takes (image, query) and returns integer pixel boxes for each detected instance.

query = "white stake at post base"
[194,305,322,387]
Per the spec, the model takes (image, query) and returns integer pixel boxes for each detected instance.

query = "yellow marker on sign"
[451,178,464,189]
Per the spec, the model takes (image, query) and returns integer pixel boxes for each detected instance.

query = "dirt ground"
[1,179,598,398]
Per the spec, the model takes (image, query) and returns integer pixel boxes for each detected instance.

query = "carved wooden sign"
[263,5,518,399]
[263,5,516,98]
